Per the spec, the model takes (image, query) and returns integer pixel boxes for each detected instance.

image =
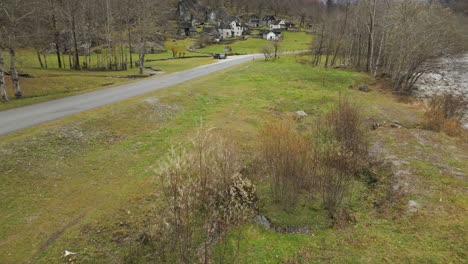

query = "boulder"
[254,215,271,229]
[408,200,420,213]
[296,110,308,118]
[358,85,370,92]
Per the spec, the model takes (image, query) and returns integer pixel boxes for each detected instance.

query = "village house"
[270,20,286,30]
[218,21,245,39]
[248,15,260,28]
[262,15,276,26]
[260,29,282,41]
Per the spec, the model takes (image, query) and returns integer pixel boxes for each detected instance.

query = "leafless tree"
[1,0,35,99]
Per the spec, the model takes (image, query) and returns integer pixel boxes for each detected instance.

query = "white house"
[218,21,244,39]
[230,21,244,37]
[270,20,286,30]
[266,31,279,41]
[218,28,233,39]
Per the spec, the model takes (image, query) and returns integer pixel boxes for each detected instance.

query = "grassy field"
[0,56,466,263]
[199,32,313,54]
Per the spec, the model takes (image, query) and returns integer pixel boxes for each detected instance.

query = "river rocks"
[415,54,468,128]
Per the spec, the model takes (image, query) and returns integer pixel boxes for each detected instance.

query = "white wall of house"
[267,32,279,41]
[218,29,232,39]
[270,20,285,30]
[230,21,244,37]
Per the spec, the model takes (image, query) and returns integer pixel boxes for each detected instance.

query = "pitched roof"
[271,20,283,25]
[219,22,231,30]
[263,15,276,21]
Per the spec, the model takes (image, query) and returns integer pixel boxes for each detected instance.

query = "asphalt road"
[0,54,263,136]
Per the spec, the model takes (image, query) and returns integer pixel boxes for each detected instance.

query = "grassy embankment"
[0,56,466,263]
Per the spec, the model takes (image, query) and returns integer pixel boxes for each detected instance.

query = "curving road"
[0,54,263,136]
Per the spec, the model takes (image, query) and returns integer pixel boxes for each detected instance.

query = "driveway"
[0,54,263,136]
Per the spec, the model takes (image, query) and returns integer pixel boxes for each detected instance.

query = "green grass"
[0,56,465,263]
[199,32,312,54]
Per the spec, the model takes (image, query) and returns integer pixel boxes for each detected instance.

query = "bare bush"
[314,98,368,220]
[261,45,273,61]
[258,118,312,209]
[195,34,213,49]
[423,94,468,135]
[156,128,256,263]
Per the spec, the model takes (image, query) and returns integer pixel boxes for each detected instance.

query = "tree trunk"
[36,49,44,68]
[313,23,325,66]
[0,48,8,102]
[138,27,145,75]
[52,13,62,68]
[43,51,48,68]
[9,47,22,98]
[139,49,144,75]
[71,15,80,70]
[128,28,133,68]
[373,32,385,77]
[366,0,377,73]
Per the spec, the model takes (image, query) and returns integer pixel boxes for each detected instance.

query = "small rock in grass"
[63,250,77,257]
[296,110,308,118]
[408,200,420,213]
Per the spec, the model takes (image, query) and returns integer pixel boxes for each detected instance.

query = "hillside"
[0,56,466,263]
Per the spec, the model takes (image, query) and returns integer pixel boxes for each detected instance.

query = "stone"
[296,110,308,118]
[408,200,420,213]
[358,85,370,92]
[254,215,271,229]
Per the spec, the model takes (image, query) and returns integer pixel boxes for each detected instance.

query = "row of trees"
[0,0,176,101]
[312,0,467,94]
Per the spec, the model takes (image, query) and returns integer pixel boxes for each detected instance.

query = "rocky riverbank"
[415,53,468,128]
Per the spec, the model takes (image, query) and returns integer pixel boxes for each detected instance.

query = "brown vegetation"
[257,99,369,223]
[138,128,257,263]
[258,118,312,209]
[423,94,468,137]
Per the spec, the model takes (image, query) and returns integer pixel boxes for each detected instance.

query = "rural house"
[270,20,286,30]
[262,15,276,25]
[218,21,245,39]
[261,29,282,41]
[248,15,260,28]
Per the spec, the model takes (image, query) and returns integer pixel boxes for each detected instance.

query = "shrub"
[423,94,467,135]
[261,45,273,61]
[314,98,368,220]
[154,128,256,263]
[258,117,312,209]
[195,34,213,49]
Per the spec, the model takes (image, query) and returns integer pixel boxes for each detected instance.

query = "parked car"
[213,53,227,59]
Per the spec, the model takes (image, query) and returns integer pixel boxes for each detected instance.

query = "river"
[415,53,468,128]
